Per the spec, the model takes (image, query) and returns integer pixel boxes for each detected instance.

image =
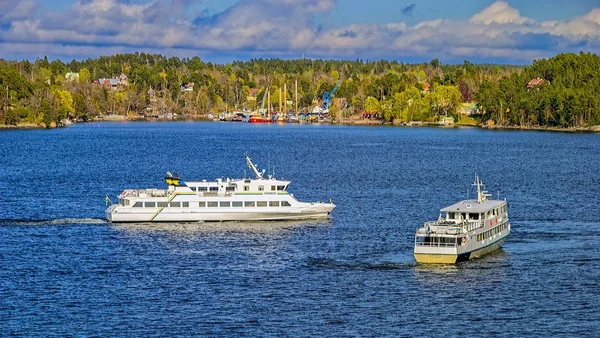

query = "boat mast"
[473,173,491,203]
[245,153,264,179]
[283,83,287,116]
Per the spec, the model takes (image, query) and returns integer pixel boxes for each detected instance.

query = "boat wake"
[307,257,416,270]
[0,218,107,226]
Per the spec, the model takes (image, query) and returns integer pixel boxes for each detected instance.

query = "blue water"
[1,122,599,336]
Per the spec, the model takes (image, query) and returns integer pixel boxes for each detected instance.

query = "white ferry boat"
[105,154,336,223]
[413,175,510,264]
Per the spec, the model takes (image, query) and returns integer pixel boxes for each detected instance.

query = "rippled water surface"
[1,122,599,336]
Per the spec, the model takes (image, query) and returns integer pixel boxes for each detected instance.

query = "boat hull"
[106,203,335,223]
[414,238,506,264]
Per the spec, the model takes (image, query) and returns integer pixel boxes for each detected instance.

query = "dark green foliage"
[477,52,600,127]
[0,63,34,101]
[5,108,19,125]
[73,93,88,121]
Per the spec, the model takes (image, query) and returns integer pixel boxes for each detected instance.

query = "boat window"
[257,201,267,207]
[258,185,264,191]
[145,202,156,208]
[220,202,231,207]
[158,202,167,207]
[269,201,279,207]
[277,185,286,191]
[281,201,291,207]
[232,201,243,207]
[190,187,197,192]
[448,212,455,219]
[245,201,255,207]
[170,202,180,208]
[133,202,143,208]
[461,213,466,220]
[271,186,276,191]
[244,179,251,184]
[182,202,189,208]
[207,202,218,207]
[209,187,218,192]
[199,202,205,207]
[244,186,249,191]
[226,186,235,191]
[198,187,208,191]
[469,213,479,220]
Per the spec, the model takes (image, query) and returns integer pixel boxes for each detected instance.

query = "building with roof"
[527,78,545,89]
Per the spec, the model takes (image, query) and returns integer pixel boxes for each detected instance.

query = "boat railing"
[122,189,169,198]
[414,241,457,248]
[425,219,485,232]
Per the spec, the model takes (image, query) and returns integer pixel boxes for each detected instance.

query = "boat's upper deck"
[186,177,291,194]
[441,198,506,213]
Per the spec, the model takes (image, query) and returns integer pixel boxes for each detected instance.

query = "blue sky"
[1,0,599,64]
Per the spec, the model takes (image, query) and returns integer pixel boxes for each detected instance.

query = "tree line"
[0,52,598,128]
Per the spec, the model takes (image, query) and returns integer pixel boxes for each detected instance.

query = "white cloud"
[469,1,531,25]
[0,0,598,63]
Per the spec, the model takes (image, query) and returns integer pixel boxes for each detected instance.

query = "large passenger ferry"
[105,154,336,223]
[413,175,510,264]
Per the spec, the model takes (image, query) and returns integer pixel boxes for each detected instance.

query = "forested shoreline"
[0,52,598,130]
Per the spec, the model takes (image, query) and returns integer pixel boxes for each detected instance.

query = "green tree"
[364,96,380,113]
[52,89,74,120]
[5,108,19,125]
[79,68,92,83]
[73,93,88,120]
[40,99,53,127]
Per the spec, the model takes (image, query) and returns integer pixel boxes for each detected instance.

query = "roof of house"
[527,78,544,88]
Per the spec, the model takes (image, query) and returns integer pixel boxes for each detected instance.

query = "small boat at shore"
[413,175,510,264]
[249,114,269,123]
[105,154,335,223]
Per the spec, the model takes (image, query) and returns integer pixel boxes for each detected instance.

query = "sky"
[0,0,599,64]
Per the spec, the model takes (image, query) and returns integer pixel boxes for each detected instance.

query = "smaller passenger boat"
[413,175,510,264]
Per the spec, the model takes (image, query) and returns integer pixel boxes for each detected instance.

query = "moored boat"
[413,175,510,264]
[105,154,335,223]
[249,114,269,123]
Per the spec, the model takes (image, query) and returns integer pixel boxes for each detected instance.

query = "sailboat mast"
[295,79,298,117]
[284,83,287,115]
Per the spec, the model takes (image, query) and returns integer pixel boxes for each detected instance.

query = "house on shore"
[65,72,79,82]
[181,82,194,92]
[527,78,545,90]
[93,73,128,90]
